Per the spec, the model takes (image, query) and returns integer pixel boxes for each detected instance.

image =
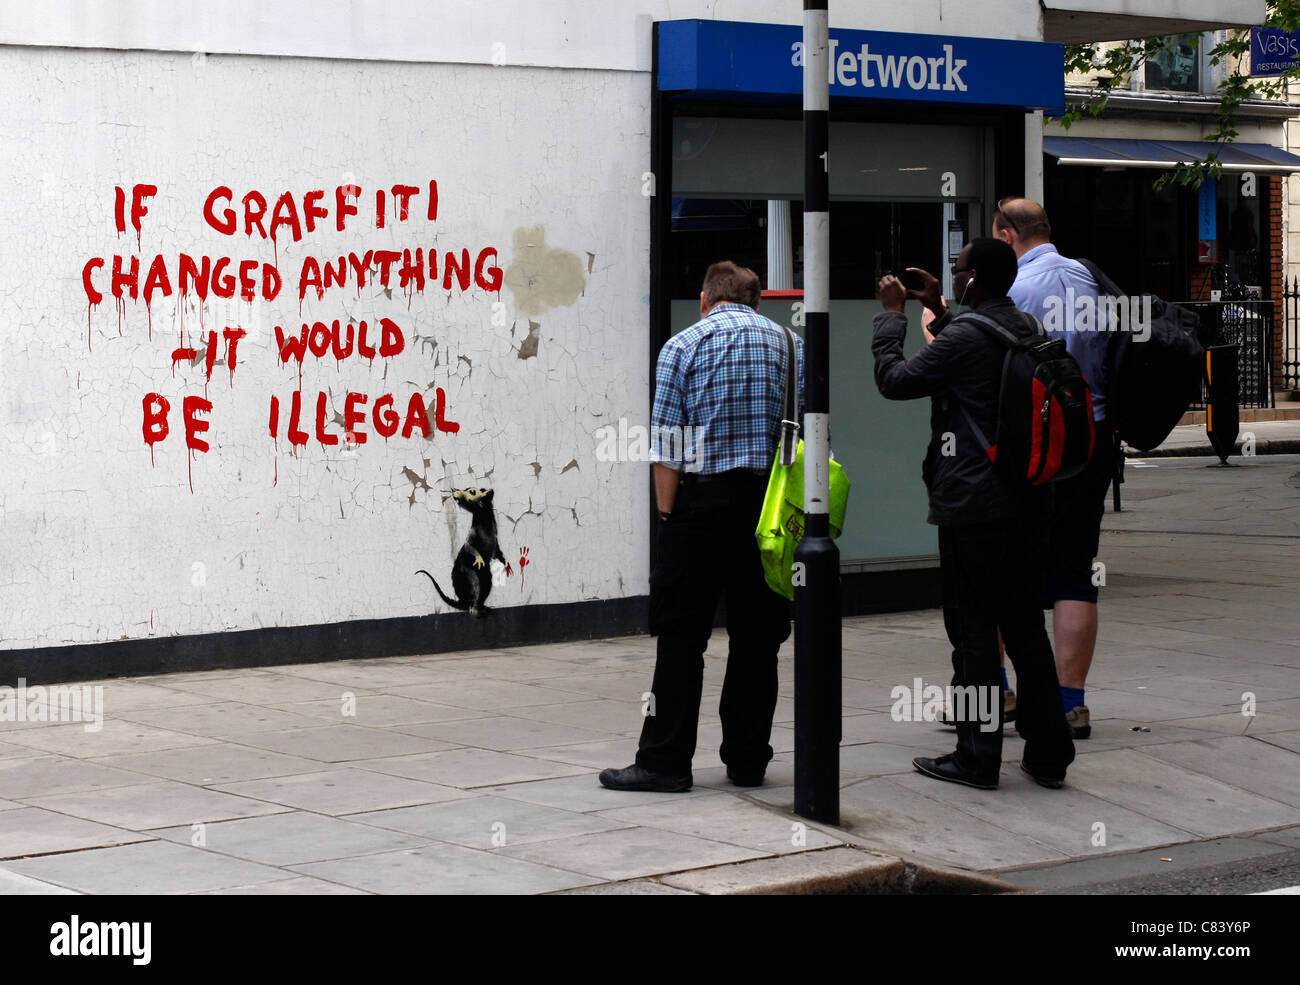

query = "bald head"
[992,197,1052,257]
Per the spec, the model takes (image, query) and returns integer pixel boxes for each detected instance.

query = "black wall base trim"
[1,596,650,686]
[841,566,942,617]
[2,566,940,685]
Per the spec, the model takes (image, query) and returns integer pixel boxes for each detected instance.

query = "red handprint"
[518,546,530,590]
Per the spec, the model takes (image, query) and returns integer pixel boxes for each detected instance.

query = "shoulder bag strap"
[778,325,799,467]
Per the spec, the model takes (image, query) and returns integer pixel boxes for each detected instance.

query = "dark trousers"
[636,470,792,777]
[939,519,1075,781]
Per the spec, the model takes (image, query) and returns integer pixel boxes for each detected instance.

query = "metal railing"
[1282,279,1300,394]
[1180,299,1274,410]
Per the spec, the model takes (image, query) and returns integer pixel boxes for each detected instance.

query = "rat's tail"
[416,569,467,611]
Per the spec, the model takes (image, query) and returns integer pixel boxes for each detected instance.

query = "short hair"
[993,197,1051,241]
[966,237,1018,298]
[702,261,761,309]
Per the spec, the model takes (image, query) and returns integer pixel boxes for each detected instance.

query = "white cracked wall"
[0,47,650,650]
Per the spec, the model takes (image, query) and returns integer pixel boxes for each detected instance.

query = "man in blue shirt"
[601,261,804,792]
[995,197,1113,740]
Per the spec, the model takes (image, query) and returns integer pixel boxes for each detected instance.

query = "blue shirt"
[1008,244,1108,421]
[650,302,805,474]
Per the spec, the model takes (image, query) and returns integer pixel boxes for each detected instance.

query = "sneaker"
[598,763,692,792]
[940,688,1016,727]
[1065,705,1091,740]
[911,754,998,790]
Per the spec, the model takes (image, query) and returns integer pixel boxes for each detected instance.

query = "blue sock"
[1061,686,1085,712]
[1001,668,1011,691]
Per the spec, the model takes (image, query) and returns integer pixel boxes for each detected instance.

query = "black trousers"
[939,519,1075,781]
[636,470,792,777]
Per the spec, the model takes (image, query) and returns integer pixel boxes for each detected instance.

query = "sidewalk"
[2,454,1299,894]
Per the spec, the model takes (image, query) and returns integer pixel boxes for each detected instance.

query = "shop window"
[1144,36,1201,93]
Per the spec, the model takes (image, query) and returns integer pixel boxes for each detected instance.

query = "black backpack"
[1077,259,1207,453]
[956,311,1096,487]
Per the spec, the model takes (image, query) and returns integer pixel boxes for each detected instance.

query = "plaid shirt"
[650,302,805,474]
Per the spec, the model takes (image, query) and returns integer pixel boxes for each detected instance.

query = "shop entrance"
[661,115,992,572]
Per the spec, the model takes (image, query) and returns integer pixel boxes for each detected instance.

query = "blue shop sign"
[658,19,1064,111]
[1251,27,1300,76]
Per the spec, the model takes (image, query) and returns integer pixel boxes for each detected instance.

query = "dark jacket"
[872,296,1051,527]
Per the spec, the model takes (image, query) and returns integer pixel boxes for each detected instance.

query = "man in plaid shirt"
[601,261,804,792]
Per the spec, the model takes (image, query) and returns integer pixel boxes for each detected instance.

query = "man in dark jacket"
[872,237,1075,789]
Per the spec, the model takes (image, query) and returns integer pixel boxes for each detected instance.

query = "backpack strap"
[1076,257,1124,298]
[947,310,1041,464]
[958,310,1044,346]
[777,325,799,467]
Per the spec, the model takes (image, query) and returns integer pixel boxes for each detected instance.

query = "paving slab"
[268,694,491,727]
[4,840,290,895]
[484,772,714,812]
[594,790,844,855]
[496,825,764,882]
[392,680,581,710]
[890,770,1194,858]
[0,866,81,894]
[824,776,1071,870]
[291,843,599,894]
[26,780,288,830]
[0,806,150,858]
[148,811,430,865]
[91,744,322,785]
[0,754,152,799]
[400,715,609,752]
[1137,735,1300,809]
[513,698,665,734]
[362,748,590,788]
[161,672,362,704]
[0,718,219,758]
[229,724,456,762]
[213,767,470,815]
[349,795,630,849]
[1063,748,1300,837]
[119,702,323,739]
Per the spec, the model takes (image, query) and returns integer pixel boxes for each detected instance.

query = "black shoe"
[598,763,692,792]
[911,754,998,790]
[726,766,765,787]
[1020,760,1066,789]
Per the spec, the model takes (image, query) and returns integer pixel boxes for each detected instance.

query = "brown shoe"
[1065,705,1091,740]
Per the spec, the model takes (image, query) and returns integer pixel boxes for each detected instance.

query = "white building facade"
[0,0,1265,678]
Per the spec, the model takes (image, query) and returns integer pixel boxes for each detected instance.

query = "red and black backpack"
[955,311,1095,487]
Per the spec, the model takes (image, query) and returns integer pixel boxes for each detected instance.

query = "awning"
[1043,136,1300,173]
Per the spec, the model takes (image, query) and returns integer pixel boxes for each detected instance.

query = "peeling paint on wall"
[503,226,586,317]
[517,320,541,360]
